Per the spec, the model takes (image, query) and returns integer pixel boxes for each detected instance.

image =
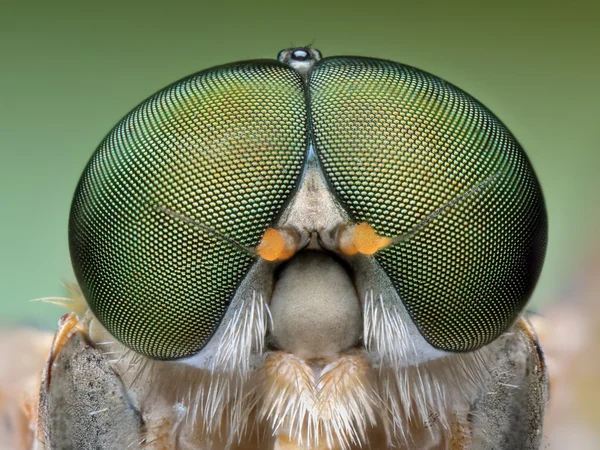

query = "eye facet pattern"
[69,51,547,360]
[309,57,547,351]
[69,61,307,359]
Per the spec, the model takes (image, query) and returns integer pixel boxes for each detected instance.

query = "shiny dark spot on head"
[292,49,309,61]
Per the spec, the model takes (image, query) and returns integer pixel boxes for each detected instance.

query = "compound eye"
[309,57,547,352]
[69,61,307,360]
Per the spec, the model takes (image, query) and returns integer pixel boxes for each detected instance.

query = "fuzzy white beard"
[93,289,490,450]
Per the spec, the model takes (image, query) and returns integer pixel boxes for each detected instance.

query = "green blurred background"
[0,0,598,328]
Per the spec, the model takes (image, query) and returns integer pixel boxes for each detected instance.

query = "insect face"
[69,49,546,362]
[65,47,548,448]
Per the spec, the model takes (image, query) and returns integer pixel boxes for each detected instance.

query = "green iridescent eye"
[69,61,307,359]
[69,50,547,361]
[309,57,547,351]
